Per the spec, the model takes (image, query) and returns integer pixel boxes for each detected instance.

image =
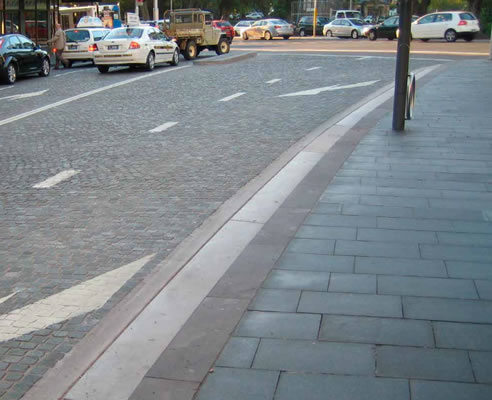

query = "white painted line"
[255,52,453,62]
[0,255,154,342]
[33,169,80,189]
[279,80,379,97]
[0,89,48,101]
[0,291,19,306]
[266,78,281,85]
[306,66,321,71]
[218,92,246,102]
[54,69,92,78]
[357,56,371,60]
[0,65,190,128]
[149,121,178,133]
[0,86,14,92]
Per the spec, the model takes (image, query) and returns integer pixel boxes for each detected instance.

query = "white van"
[335,10,362,20]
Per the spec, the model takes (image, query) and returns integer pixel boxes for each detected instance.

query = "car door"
[17,35,39,72]
[412,14,436,38]
[378,17,398,39]
[157,31,174,61]
[330,20,340,36]
[430,13,452,38]
[6,36,27,74]
[339,20,351,36]
[249,21,261,38]
[147,29,162,62]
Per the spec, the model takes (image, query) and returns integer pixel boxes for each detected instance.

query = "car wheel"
[264,31,272,40]
[299,28,305,37]
[97,65,109,73]
[38,57,50,77]
[368,31,376,41]
[421,38,429,42]
[351,30,359,39]
[326,30,332,37]
[145,51,155,71]
[215,38,230,55]
[183,40,197,60]
[444,29,457,42]
[242,32,249,40]
[283,36,290,40]
[169,49,179,66]
[3,63,17,84]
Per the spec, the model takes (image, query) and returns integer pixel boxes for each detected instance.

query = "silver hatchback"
[242,19,293,40]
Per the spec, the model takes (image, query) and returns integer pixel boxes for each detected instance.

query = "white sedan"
[94,26,179,73]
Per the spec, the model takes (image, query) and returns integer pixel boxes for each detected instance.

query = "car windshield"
[105,28,143,39]
[349,19,364,25]
[66,30,90,42]
[272,20,288,25]
[459,13,476,20]
[252,21,262,26]
[344,12,361,19]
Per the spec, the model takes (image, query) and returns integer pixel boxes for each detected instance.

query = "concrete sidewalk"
[127,59,492,400]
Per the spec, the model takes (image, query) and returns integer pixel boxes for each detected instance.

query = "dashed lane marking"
[218,92,246,102]
[357,56,371,60]
[0,291,19,306]
[0,89,48,101]
[266,78,281,85]
[0,86,14,92]
[149,121,178,133]
[306,66,321,70]
[0,254,155,342]
[0,65,190,128]
[54,69,93,78]
[33,169,80,189]
[279,79,379,97]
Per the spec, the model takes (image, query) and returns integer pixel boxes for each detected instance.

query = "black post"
[392,0,412,131]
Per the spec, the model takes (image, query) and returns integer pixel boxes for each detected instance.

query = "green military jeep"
[164,9,230,60]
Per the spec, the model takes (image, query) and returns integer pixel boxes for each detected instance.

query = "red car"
[212,20,234,42]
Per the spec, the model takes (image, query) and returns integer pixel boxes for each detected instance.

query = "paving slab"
[276,253,354,273]
[355,257,447,277]
[469,351,492,383]
[475,280,492,300]
[410,380,492,400]
[285,238,335,255]
[433,321,492,351]
[262,270,329,291]
[248,289,301,313]
[328,273,376,294]
[215,337,259,369]
[129,378,198,400]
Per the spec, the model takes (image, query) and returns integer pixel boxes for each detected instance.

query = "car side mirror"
[34,44,40,50]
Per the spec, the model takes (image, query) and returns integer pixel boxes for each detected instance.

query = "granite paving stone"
[433,322,492,350]
[377,276,478,299]
[304,215,377,228]
[357,228,437,243]
[328,273,376,294]
[276,253,354,273]
[411,380,492,400]
[475,280,492,300]
[355,257,447,277]
[248,289,301,313]
[469,352,492,383]
[130,378,198,400]
[376,346,474,382]
[446,261,492,280]
[320,315,433,347]
[403,296,492,323]
[252,338,374,375]
[341,204,413,218]
[335,240,420,258]
[295,226,356,240]
[286,238,335,255]
[420,244,492,263]
[262,270,329,291]
[195,367,279,400]
[360,195,429,208]
[311,203,343,215]
[298,291,402,317]
[235,311,321,340]
[215,337,260,369]
[437,232,492,247]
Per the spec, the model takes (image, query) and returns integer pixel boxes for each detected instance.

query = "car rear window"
[459,13,476,20]
[216,21,232,27]
[272,20,288,25]
[66,30,90,42]
[105,28,143,39]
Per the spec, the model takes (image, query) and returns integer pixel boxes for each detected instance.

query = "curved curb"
[193,51,257,65]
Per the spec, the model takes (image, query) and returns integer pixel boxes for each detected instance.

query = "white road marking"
[0,86,14,92]
[0,65,190,128]
[0,291,18,306]
[149,121,178,133]
[306,66,321,70]
[255,52,453,62]
[33,169,80,189]
[0,254,154,342]
[54,69,92,78]
[0,89,48,101]
[266,78,281,85]
[279,80,379,97]
[357,56,371,60]
[218,92,246,102]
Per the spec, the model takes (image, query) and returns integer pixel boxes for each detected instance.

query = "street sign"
[126,12,140,26]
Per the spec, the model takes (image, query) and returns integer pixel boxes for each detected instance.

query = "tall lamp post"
[313,0,317,37]
[153,0,159,20]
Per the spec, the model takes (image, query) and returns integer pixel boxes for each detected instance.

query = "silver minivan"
[64,28,110,67]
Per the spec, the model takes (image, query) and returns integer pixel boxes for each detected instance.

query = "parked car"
[0,34,50,84]
[323,18,365,39]
[212,20,234,42]
[296,16,332,36]
[234,20,254,37]
[411,11,479,42]
[365,15,418,41]
[64,28,110,67]
[246,11,264,20]
[94,26,179,73]
[242,19,293,40]
[335,10,362,19]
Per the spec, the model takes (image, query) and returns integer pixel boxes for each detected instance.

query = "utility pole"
[313,0,317,37]
[153,0,159,20]
[392,0,412,131]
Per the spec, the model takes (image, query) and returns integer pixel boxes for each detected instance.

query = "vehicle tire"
[183,40,197,60]
[421,38,429,42]
[299,28,305,37]
[368,31,376,41]
[444,29,457,42]
[242,32,249,40]
[283,36,290,40]
[67,60,73,68]
[169,49,179,66]
[145,51,155,71]
[326,30,332,37]
[351,30,359,39]
[97,65,109,74]
[38,57,50,77]
[264,31,272,40]
[2,63,17,84]
[215,38,230,55]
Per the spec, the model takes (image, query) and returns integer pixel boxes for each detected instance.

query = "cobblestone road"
[0,51,442,399]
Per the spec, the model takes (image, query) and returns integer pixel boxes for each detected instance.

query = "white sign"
[126,12,140,26]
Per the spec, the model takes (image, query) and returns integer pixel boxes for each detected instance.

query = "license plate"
[108,45,119,50]
[69,45,77,50]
